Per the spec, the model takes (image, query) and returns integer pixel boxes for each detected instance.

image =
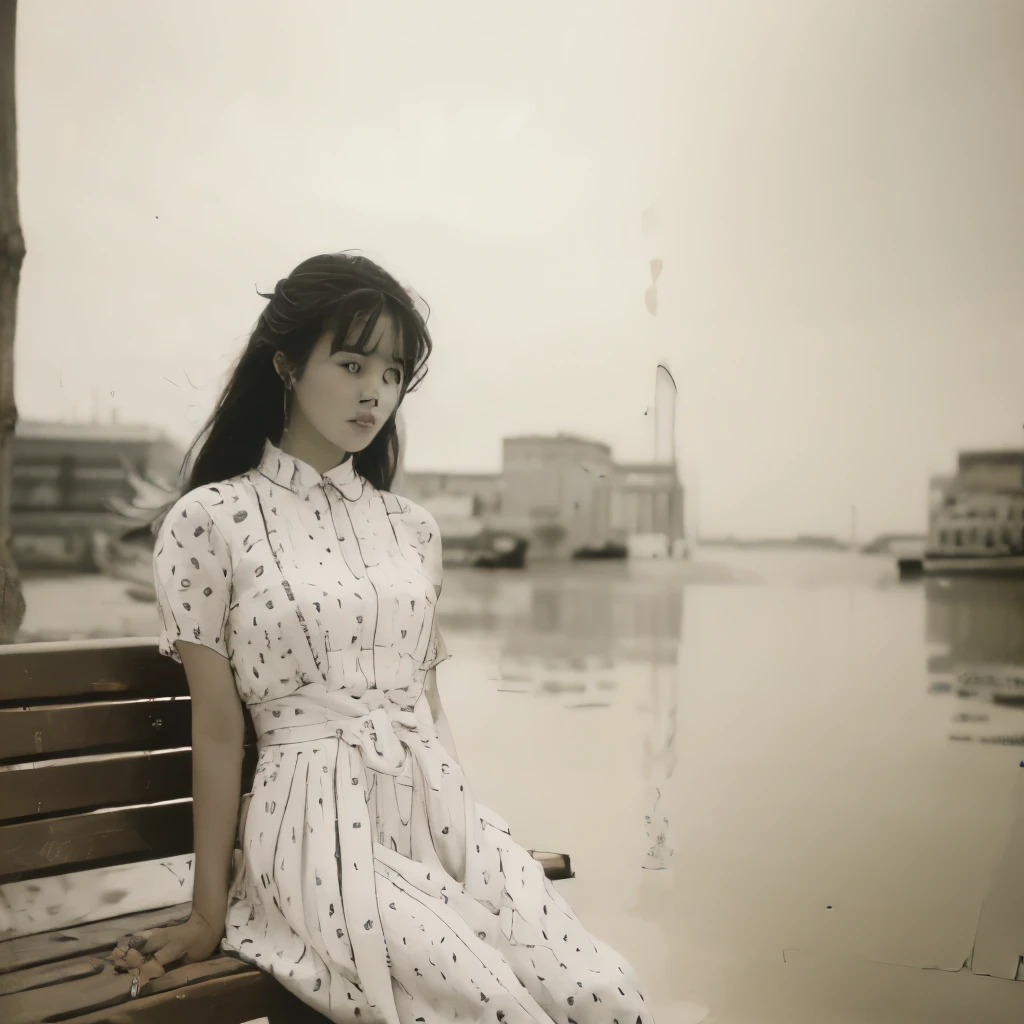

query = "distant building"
[956,449,1024,492]
[392,468,503,518]
[926,448,1024,571]
[396,431,684,561]
[393,409,502,518]
[501,434,616,560]
[12,420,187,570]
[928,473,957,520]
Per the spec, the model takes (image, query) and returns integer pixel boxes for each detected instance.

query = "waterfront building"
[925,449,1024,575]
[11,420,185,571]
[397,431,684,562]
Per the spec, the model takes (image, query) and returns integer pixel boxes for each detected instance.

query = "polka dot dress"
[153,438,654,1024]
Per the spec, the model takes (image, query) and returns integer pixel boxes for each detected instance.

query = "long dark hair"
[149,252,433,535]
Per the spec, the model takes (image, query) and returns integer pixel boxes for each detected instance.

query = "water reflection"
[441,562,684,870]
[925,577,1024,743]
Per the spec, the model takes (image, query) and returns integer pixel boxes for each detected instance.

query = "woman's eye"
[341,359,400,384]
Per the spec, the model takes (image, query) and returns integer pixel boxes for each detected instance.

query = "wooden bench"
[0,637,574,1024]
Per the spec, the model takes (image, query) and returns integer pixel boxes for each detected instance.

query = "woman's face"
[286,312,406,457]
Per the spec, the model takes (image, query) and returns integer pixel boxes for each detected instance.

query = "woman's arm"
[424,665,460,764]
[177,640,246,930]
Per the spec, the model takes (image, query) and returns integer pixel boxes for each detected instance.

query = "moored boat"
[572,540,628,560]
[922,553,1024,577]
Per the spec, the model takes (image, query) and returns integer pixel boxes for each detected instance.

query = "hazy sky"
[11,0,1024,538]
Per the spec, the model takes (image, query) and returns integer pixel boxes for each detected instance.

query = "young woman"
[110,252,654,1023]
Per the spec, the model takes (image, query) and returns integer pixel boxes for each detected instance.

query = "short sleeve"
[416,506,444,597]
[424,617,451,672]
[153,494,232,663]
[412,505,450,671]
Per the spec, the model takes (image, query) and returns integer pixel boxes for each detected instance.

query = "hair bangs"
[325,290,429,393]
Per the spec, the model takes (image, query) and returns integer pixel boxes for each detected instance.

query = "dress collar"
[256,438,365,501]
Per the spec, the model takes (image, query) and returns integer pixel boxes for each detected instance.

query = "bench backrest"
[0,638,257,886]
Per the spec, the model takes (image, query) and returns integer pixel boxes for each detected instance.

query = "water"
[14,549,1024,1022]
[431,550,1024,1021]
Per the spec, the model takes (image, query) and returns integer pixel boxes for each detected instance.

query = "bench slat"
[0,702,259,764]
[0,638,185,704]
[0,701,192,763]
[0,747,259,823]
[0,804,194,884]
[53,968,301,1024]
[0,954,261,1024]
[0,903,191,975]
[0,953,102,997]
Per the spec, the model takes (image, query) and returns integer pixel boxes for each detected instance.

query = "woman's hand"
[111,911,223,979]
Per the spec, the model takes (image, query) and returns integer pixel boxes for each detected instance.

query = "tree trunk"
[0,0,26,644]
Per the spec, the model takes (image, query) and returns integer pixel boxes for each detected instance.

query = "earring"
[281,375,292,432]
